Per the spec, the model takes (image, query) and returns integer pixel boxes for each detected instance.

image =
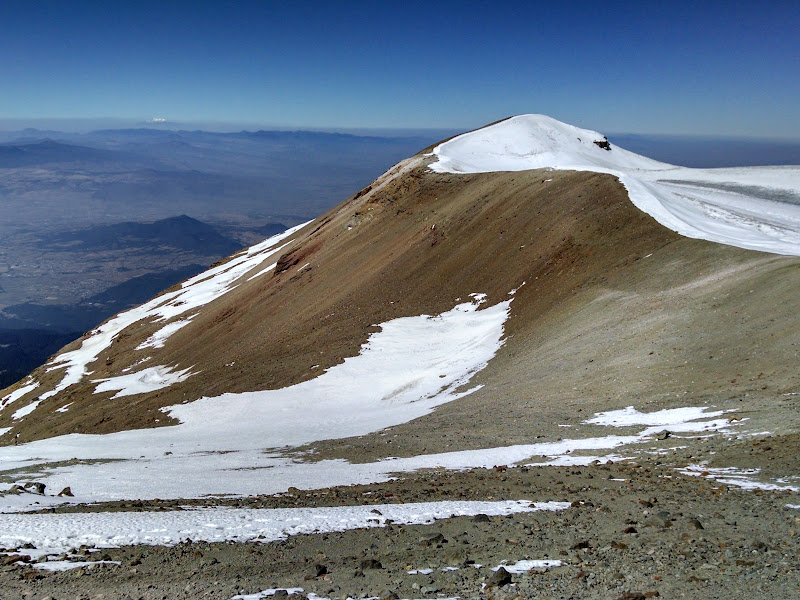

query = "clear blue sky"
[1,1,798,138]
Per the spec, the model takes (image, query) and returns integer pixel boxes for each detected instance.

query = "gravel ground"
[3,418,800,600]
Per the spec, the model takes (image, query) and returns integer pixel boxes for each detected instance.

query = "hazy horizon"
[1,3,797,139]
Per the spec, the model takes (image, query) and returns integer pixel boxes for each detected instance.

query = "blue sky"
[1,1,798,138]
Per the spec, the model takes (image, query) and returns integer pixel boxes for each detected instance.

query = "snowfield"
[431,114,800,256]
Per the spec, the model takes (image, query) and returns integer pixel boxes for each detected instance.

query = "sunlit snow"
[0,500,568,559]
[4,223,308,413]
[431,114,800,257]
[92,365,196,399]
[0,294,511,510]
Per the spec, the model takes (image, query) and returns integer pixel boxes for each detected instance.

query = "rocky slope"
[1,116,800,599]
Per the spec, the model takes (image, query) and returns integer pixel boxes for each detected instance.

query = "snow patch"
[680,465,800,492]
[1,380,39,407]
[32,560,120,571]
[494,559,562,573]
[136,318,194,350]
[0,500,568,560]
[33,223,308,403]
[92,365,196,398]
[0,294,511,509]
[586,405,725,427]
[12,400,41,420]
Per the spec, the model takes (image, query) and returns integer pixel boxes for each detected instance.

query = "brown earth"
[1,149,800,599]
[7,153,800,446]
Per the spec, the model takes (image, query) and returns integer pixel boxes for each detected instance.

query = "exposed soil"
[2,154,800,598]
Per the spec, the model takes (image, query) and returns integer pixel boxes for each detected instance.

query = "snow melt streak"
[7,223,308,411]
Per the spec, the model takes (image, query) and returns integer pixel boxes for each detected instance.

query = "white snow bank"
[1,380,38,407]
[431,115,800,257]
[0,294,511,509]
[681,464,800,492]
[135,318,194,350]
[493,559,562,573]
[232,589,304,600]
[32,560,120,571]
[92,365,196,399]
[27,223,308,405]
[0,500,568,558]
[0,402,733,512]
[586,406,725,427]
[12,400,41,420]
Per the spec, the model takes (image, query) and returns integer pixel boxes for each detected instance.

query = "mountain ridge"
[2,115,800,599]
[2,114,799,448]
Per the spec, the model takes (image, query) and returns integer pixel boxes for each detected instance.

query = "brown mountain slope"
[2,152,799,447]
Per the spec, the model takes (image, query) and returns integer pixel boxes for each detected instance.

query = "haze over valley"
[0,128,438,386]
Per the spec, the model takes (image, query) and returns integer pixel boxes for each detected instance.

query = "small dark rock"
[487,566,513,587]
[594,138,612,151]
[23,482,46,495]
[688,518,704,530]
[623,526,638,534]
[360,558,382,569]
[418,532,446,546]
[58,486,74,497]
[473,514,491,523]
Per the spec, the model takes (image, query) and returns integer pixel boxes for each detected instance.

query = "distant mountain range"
[47,215,244,256]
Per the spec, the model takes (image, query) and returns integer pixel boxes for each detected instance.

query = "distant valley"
[0,127,437,386]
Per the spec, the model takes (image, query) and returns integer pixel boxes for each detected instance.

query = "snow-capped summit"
[430,114,669,174]
[433,115,800,256]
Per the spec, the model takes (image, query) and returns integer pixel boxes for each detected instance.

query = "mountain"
[1,115,799,598]
[46,214,243,256]
[0,139,148,168]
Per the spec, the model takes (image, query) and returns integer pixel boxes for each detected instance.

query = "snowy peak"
[431,114,800,257]
[430,114,670,174]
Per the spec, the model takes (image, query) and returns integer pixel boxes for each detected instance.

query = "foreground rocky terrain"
[4,452,800,599]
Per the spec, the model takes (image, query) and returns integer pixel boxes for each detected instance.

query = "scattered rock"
[688,518,704,530]
[487,566,513,588]
[418,532,446,546]
[58,486,74,497]
[22,482,45,495]
[360,558,382,570]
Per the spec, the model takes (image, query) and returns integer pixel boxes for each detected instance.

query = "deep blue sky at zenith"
[1,1,798,138]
